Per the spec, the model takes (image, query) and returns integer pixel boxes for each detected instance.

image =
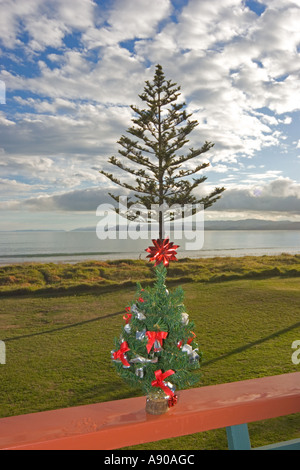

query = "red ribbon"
[123,313,132,324]
[151,369,175,397]
[177,332,196,349]
[113,341,130,367]
[146,331,168,353]
[187,332,196,344]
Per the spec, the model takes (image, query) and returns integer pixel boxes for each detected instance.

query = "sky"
[0,0,300,231]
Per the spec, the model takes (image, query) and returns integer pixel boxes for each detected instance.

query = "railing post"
[226,424,251,450]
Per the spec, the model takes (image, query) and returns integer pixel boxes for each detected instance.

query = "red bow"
[168,395,178,407]
[177,332,196,349]
[146,331,168,353]
[151,369,175,397]
[145,238,179,267]
[123,313,132,324]
[113,341,130,367]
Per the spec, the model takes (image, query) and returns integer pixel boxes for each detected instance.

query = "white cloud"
[82,0,172,48]
[0,0,95,50]
[209,177,300,213]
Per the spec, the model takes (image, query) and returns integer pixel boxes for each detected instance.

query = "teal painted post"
[226,424,251,450]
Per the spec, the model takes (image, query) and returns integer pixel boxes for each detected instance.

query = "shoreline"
[0,247,300,267]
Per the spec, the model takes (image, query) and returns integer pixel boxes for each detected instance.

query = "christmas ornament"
[145,238,179,267]
[131,304,146,320]
[146,331,168,353]
[181,312,189,325]
[168,395,178,407]
[151,369,176,398]
[124,323,131,333]
[130,354,158,364]
[135,328,146,341]
[182,344,200,363]
[177,332,196,349]
[123,312,132,323]
[112,341,131,368]
[123,309,132,333]
[135,367,144,378]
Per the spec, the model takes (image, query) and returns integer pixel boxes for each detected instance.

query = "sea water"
[0,230,299,265]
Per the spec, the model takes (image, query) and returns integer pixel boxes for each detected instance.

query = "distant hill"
[204,219,300,230]
[71,219,300,231]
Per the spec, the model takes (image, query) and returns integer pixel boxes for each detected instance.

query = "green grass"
[0,255,299,449]
[0,253,299,296]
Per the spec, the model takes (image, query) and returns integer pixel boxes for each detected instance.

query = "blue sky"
[0,0,300,230]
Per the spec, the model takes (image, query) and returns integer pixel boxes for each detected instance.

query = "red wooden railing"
[0,372,299,450]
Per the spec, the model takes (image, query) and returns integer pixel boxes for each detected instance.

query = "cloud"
[0,0,95,50]
[209,178,300,213]
[2,186,116,212]
[82,0,172,48]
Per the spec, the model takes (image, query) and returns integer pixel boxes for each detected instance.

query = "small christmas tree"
[111,239,201,414]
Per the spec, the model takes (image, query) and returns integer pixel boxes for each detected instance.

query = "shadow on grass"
[202,321,300,367]
[5,308,300,369]
[3,310,124,343]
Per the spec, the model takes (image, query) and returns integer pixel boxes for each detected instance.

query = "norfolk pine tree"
[100,64,225,239]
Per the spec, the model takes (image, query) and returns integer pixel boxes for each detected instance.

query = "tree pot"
[146,389,169,415]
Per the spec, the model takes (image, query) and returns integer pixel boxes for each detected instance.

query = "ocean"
[0,230,299,265]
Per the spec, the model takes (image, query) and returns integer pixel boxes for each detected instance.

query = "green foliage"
[0,254,299,296]
[100,64,225,238]
[112,264,201,396]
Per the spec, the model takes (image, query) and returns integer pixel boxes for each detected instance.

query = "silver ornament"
[124,323,131,333]
[182,343,199,363]
[130,354,158,364]
[182,344,193,354]
[136,328,146,340]
[181,312,189,325]
[131,303,146,320]
[165,381,176,394]
[135,367,144,378]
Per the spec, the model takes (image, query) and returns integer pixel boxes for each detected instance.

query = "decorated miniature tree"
[111,239,201,414]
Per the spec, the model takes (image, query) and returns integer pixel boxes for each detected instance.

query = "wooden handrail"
[0,372,299,450]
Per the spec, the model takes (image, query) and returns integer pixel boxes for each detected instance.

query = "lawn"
[0,255,299,449]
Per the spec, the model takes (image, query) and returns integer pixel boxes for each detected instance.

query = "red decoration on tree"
[177,331,196,349]
[168,394,178,407]
[146,331,168,353]
[123,313,132,324]
[151,369,175,397]
[145,238,179,267]
[113,341,131,367]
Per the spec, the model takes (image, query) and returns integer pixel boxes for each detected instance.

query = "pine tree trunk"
[158,90,164,241]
